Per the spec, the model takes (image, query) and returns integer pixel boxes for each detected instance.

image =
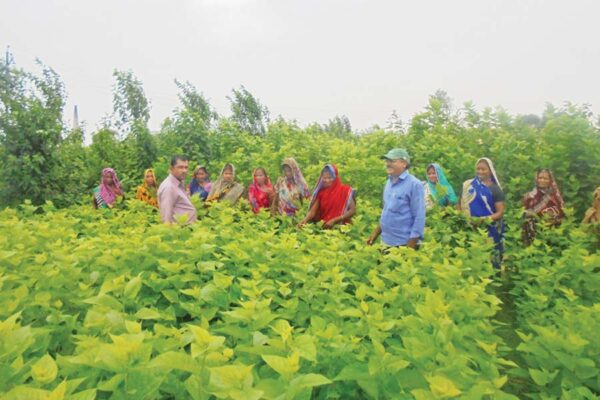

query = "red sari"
[248,169,274,214]
[310,164,354,223]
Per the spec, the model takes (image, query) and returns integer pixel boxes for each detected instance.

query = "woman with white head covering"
[460,157,506,269]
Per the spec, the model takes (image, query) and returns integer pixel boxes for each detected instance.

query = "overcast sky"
[1,0,599,134]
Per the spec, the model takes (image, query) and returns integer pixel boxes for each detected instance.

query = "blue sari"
[462,158,505,268]
[189,179,211,201]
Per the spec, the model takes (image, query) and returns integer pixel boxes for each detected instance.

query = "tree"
[385,110,404,133]
[408,90,458,136]
[0,55,65,206]
[112,70,150,134]
[111,70,156,172]
[227,86,269,136]
[323,115,353,138]
[159,80,217,163]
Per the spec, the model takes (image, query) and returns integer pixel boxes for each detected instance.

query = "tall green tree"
[0,56,65,206]
[227,85,269,136]
[323,115,353,138]
[111,70,156,173]
[159,80,217,163]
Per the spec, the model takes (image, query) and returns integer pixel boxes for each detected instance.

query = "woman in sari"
[460,158,505,269]
[582,186,600,224]
[248,167,274,213]
[135,168,158,207]
[272,158,311,216]
[423,163,458,209]
[522,169,565,245]
[298,164,356,229]
[188,165,212,201]
[206,163,244,204]
[93,168,124,209]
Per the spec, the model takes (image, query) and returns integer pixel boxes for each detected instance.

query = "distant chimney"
[73,105,79,130]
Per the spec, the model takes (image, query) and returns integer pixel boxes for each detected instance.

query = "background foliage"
[1,57,599,217]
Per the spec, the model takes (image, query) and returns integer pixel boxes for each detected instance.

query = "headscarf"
[522,169,565,245]
[189,165,212,201]
[248,168,274,213]
[461,158,504,267]
[310,164,354,223]
[274,158,311,216]
[523,169,564,219]
[206,163,244,204]
[98,168,123,206]
[135,168,158,207]
[425,163,458,207]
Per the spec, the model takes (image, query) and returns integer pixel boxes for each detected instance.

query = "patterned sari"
[189,166,212,201]
[135,169,158,208]
[583,187,600,224]
[522,169,564,245]
[273,158,311,216]
[93,168,124,209]
[206,163,244,204]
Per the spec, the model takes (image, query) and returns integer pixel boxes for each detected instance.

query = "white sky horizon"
[2,0,599,137]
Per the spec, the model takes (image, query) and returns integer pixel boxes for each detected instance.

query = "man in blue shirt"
[366,148,426,249]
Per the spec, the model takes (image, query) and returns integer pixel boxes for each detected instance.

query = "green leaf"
[290,373,332,389]
[31,354,58,385]
[148,351,200,373]
[528,368,559,386]
[291,335,317,362]
[135,307,161,320]
[426,375,462,398]
[123,274,142,299]
[262,353,300,376]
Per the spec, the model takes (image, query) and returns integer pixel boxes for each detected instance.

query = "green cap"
[382,148,410,163]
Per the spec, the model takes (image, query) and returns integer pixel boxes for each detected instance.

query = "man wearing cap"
[366,148,426,249]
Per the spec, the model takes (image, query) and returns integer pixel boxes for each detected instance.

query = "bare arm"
[324,197,356,228]
[366,224,382,245]
[298,199,319,227]
[488,201,505,222]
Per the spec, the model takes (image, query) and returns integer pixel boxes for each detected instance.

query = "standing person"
[460,157,505,268]
[248,167,274,213]
[298,164,355,229]
[423,163,458,209]
[366,149,426,249]
[582,186,600,224]
[522,169,565,245]
[272,158,311,216]
[206,163,245,204]
[188,165,212,201]
[93,168,125,209]
[158,155,197,224]
[135,168,158,208]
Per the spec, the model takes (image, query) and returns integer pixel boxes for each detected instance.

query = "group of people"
[92,149,599,269]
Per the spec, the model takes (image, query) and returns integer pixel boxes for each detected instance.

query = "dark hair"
[537,168,552,177]
[171,155,188,167]
[254,167,268,177]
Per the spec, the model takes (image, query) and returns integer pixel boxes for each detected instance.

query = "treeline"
[1,54,599,217]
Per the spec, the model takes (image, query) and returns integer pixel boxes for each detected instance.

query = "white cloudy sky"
[1,0,599,134]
